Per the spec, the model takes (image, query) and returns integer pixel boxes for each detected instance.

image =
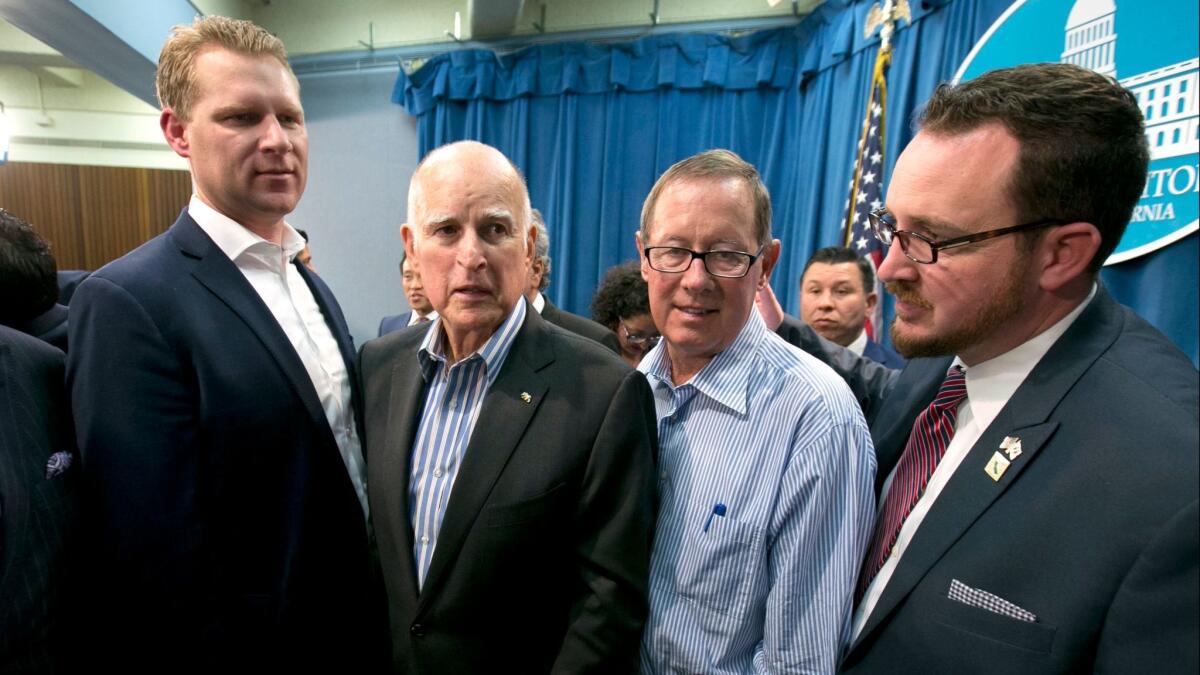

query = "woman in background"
[591,261,659,368]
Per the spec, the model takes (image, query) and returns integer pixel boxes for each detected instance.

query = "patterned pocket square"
[948,579,1037,623]
[45,450,74,479]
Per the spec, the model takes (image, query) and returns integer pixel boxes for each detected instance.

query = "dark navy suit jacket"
[67,210,388,672]
[0,326,77,673]
[862,337,905,370]
[843,287,1199,674]
[378,311,414,337]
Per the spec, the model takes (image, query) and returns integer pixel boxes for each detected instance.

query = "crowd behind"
[0,15,1196,675]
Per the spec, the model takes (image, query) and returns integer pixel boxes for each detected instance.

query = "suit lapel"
[870,357,953,493]
[416,311,553,611]
[377,339,428,605]
[852,288,1124,652]
[171,213,331,438]
[297,263,365,437]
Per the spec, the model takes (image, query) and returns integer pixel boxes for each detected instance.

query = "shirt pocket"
[676,500,763,618]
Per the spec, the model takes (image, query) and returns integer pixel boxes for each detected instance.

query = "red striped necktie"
[857,366,967,602]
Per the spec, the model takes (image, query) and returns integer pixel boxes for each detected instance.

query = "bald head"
[407,141,532,233]
[399,141,538,362]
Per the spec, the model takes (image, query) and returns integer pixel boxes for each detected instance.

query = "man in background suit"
[525,208,622,355]
[0,325,77,673]
[843,63,1198,674]
[0,209,69,352]
[67,16,385,671]
[798,246,904,368]
[378,250,437,336]
[361,140,657,673]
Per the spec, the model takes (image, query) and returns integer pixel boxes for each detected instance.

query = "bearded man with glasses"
[636,149,876,674]
[843,63,1198,674]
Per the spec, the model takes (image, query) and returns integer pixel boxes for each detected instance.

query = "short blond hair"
[156,15,294,120]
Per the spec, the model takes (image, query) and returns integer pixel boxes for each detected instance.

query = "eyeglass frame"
[642,245,766,278]
[868,208,1065,264]
[618,318,660,350]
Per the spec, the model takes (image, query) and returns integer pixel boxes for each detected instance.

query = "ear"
[756,238,782,290]
[865,290,878,313]
[161,109,190,158]
[636,231,650,282]
[524,222,537,266]
[401,223,416,261]
[1037,222,1101,293]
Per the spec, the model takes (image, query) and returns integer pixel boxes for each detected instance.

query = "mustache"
[886,281,933,309]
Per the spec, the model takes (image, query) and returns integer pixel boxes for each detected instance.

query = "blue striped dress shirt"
[409,297,527,588]
[638,309,876,674]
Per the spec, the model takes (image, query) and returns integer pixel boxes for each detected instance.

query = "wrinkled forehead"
[411,151,528,224]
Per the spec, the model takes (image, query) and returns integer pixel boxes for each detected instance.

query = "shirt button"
[448,399,457,410]
[660,471,668,481]
[410,623,425,637]
[420,535,430,544]
[433,468,443,478]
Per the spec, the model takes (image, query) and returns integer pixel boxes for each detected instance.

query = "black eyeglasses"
[868,208,1064,264]
[643,245,765,278]
[619,319,660,350]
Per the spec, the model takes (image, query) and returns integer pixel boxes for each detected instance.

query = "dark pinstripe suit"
[0,325,78,673]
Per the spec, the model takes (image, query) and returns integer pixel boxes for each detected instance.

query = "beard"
[886,261,1027,360]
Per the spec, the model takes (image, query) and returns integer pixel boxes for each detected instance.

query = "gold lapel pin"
[985,451,1011,482]
[999,436,1023,461]
[520,392,532,404]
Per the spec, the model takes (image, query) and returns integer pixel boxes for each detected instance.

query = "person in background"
[636,149,875,674]
[526,208,621,355]
[378,249,437,336]
[0,324,78,674]
[0,208,69,352]
[590,260,658,367]
[799,246,904,368]
[67,16,386,672]
[842,63,1198,674]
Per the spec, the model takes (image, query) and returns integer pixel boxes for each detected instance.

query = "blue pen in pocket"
[703,503,727,533]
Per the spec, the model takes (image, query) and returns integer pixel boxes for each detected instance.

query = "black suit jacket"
[360,309,657,674]
[842,288,1200,674]
[379,311,414,337]
[540,298,621,355]
[775,315,896,420]
[6,303,69,352]
[0,326,77,673]
[67,210,388,672]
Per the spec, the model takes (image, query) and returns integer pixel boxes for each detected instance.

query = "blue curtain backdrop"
[393,0,1198,366]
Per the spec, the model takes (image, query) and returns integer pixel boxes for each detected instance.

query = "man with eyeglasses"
[842,63,1198,674]
[636,149,876,673]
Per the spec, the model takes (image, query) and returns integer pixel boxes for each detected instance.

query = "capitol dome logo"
[956,0,1198,264]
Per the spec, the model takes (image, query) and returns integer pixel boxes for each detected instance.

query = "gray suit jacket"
[360,309,657,673]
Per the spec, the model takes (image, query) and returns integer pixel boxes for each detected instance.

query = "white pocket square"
[948,579,1037,623]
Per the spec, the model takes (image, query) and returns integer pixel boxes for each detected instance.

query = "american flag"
[842,47,892,340]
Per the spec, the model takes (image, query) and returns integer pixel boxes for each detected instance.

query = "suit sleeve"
[552,370,658,674]
[775,316,896,422]
[66,277,215,649]
[1094,499,1199,674]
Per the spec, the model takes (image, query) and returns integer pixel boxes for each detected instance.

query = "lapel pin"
[520,392,532,404]
[999,436,1023,460]
[985,451,1011,482]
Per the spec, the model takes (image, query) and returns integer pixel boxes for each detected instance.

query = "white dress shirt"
[530,291,546,314]
[851,284,1098,641]
[407,309,438,327]
[189,196,369,517]
[846,328,868,356]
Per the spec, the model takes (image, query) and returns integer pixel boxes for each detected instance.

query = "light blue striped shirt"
[409,297,527,588]
[638,309,876,674]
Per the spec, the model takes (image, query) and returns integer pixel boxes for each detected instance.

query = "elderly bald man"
[359,140,658,674]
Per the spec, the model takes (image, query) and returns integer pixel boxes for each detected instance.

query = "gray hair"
[531,209,552,291]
